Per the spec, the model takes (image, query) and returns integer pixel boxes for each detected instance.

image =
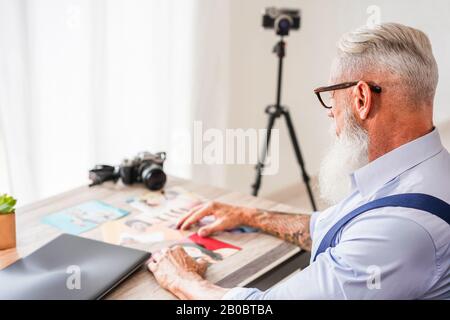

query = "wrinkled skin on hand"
[147,245,208,292]
[176,201,251,237]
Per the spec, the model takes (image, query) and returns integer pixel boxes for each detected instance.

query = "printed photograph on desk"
[100,214,228,246]
[41,200,129,235]
[101,219,187,246]
[126,186,205,217]
[101,186,256,246]
[172,233,242,264]
[100,187,203,245]
[127,186,258,232]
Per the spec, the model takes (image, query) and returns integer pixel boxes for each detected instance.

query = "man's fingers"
[170,245,183,254]
[197,219,226,237]
[147,260,157,272]
[148,247,171,272]
[179,205,213,231]
[176,203,206,229]
[152,248,168,262]
[176,203,204,229]
[196,258,208,276]
[150,254,159,263]
[197,258,208,268]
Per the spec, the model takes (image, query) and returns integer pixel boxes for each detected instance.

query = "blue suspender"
[312,193,450,262]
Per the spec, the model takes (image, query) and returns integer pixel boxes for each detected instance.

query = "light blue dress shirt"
[223,129,450,299]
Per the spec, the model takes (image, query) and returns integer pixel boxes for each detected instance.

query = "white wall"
[223,0,450,196]
[2,0,449,200]
[0,135,9,193]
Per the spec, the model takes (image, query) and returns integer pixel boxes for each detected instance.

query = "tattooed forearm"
[243,209,312,251]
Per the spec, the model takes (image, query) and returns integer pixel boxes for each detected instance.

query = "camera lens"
[141,163,167,190]
[278,18,291,34]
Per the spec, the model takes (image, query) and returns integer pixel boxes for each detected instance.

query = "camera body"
[262,7,300,36]
[89,151,167,191]
[119,152,167,190]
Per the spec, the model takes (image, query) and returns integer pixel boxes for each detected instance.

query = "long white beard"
[318,107,369,205]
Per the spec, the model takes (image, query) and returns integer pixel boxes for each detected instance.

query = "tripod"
[251,37,317,211]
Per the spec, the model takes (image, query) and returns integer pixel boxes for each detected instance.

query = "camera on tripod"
[89,151,167,191]
[252,7,316,210]
[262,7,300,36]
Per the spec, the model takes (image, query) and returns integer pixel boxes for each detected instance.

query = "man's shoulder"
[395,147,450,200]
[344,207,443,241]
[369,146,450,244]
[343,206,450,267]
[333,209,445,299]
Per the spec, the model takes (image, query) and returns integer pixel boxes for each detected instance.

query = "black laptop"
[0,234,151,300]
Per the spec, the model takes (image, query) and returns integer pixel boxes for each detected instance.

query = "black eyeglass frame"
[314,81,382,109]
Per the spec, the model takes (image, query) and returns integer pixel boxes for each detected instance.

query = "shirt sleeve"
[309,211,320,241]
[222,210,437,300]
[222,287,258,300]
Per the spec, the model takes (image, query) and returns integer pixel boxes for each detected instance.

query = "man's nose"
[327,109,334,118]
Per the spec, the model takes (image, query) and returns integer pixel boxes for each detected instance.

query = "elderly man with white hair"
[147,23,450,299]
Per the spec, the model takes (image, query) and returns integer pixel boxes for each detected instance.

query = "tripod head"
[273,38,286,59]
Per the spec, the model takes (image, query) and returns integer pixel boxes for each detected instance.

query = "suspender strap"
[313,193,450,262]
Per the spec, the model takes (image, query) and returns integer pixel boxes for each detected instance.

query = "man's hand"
[176,201,254,237]
[177,200,312,251]
[147,245,229,300]
[147,246,208,293]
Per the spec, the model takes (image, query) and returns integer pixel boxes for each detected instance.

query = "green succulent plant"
[0,194,17,215]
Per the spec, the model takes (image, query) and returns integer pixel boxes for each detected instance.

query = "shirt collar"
[351,128,444,198]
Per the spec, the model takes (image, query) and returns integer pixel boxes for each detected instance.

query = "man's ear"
[351,81,373,120]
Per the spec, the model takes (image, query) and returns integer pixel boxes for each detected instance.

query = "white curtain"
[0,0,230,204]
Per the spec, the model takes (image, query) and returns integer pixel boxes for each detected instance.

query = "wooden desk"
[0,176,303,299]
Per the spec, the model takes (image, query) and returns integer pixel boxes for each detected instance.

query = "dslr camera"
[262,7,300,36]
[89,151,167,191]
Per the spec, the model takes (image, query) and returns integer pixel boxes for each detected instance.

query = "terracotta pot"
[0,212,16,250]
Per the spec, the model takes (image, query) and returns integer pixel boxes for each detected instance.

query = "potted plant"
[0,194,17,250]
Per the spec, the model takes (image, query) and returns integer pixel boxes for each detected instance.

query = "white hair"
[335,23,438,105]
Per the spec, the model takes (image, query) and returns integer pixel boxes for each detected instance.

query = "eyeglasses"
[314,81,382,109]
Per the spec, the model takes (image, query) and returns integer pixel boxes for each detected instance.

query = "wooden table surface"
[0,176,303,299]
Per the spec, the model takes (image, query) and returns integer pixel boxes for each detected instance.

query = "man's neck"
[368,122,434,162]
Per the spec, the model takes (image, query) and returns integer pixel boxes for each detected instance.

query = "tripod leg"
[252,111,278,196]
[282,108,318,211]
